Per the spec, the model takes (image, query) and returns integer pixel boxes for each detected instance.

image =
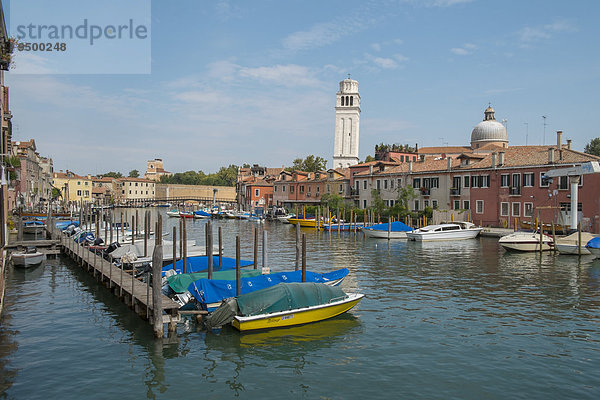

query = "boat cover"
[363,221,413,232]
[25,220,45,226]
[188,268,349,306]
[586,237,600,249]
[56,220,79,230]
[161,256,254,275]
[236,282,346,316]
[167,269,262,293]
[194,210,211,217]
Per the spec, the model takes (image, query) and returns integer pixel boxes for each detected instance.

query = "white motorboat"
[406,221,482,241]
[277,214,295,223]
[166,210,181,217]
[555,232,596,255]
[499,231,553,252]
[12,247,45,267]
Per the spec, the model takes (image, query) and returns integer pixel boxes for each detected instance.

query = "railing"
[350,188,360,196]
[450,188,461,196]
[421,188,430,196]
[510,187,521,195]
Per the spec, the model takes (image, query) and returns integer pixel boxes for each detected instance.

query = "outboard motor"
[93,237,104,246]
[105,242,120,255]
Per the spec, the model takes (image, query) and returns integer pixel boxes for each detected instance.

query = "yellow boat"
[203,282,364,332]
[287,217,320,227]
[232,292,364,331]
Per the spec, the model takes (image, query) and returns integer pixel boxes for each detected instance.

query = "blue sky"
[6,0,600,175]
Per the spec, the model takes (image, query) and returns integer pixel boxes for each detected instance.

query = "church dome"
[470,106,508,148]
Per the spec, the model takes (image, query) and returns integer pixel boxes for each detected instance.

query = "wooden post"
[146,271,150,320]
[109,211,113,244]
[514,217,517,232]
[172,226,177,271]
[135,210,139,240]
[388,218,391,240]
[218,226,223,268]
[539,219,543,253]
[131,216,135,245]
[179,218,183,264]
[262,230,267,270]
[236,236,241,296]
[295,222,300,271]
[183,218,187,274]
[152,241,164,338]
[253,227,258,270]
[578,221,582,257]
[144,210,148,257]
[207,221,213,279]
[104,210,108,245]
[301,233,306,282]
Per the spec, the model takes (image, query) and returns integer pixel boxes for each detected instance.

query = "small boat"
[499,231,554,252]
[23,220,46,234]
[586,237,600,258]
[362,221,413,238]
[323,222,368,232]
[156,203,171,208]
[406,221,482,241]
[555,232,597,255]
[277,214,295,223]
[166,210,180,217]
[193,210,211,219]
[179,211,194,219]
[520,220,568,235]
[287,215,324,228]
[247,216,264,223]
[11,247,45,267]
[204,282,364,331]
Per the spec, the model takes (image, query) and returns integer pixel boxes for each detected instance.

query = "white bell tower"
[333,76,360,169]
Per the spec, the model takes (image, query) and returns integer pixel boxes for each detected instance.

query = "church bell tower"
[333,76,360,169]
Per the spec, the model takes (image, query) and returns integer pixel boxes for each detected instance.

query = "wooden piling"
[144,210,148,257]
[183,217,187,274]
[131,216,135,245]
[539,219,543,253]
[262,230,267,270]
[218,226,223,268]
[207,221,213,279]
[295,222,300,271]
[253,227,258,270]
[172,227,177,270]
[152,241,164,338]
[578,221,582,257]
[301,233,306,282]
[236,236,241,296]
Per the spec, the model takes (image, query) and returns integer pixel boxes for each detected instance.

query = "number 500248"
[18,42,67,51]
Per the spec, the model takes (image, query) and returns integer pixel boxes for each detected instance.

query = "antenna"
[501,118,508,129]
[542,115,547,145]
[524,122,529,146]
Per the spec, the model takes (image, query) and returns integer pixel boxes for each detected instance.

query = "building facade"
[52,171,93,204]
[118,177,156,201]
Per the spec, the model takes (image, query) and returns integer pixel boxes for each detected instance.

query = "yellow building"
[52,171,93,203]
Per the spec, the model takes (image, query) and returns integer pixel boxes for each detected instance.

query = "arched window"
[346,96,349,105]
[341,96,344,106]
[350,96,353,106]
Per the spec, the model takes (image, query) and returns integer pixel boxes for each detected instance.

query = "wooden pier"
[56,232,181,335]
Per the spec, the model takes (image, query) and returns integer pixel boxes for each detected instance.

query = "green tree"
[370,189,386,215]
[51,187,62,199]
[390,185,417,217]
[364,155,375,163]
[320,193,344,210]
[584,138,600,156]
[128,169,140,178]
[101,171,122,178]
[287,155,327,172]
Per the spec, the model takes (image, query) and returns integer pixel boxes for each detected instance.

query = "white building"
[333,77,360,169]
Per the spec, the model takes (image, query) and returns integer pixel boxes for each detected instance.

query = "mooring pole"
[295,222,300,271]
[301,233,306,282]
[236,236,241,296]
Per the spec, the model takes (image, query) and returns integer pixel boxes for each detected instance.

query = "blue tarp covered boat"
[56,220,79,230]
[188,268,349,310]
[162,255,254,276]
[586,237,600,258]
[362,221,413,239]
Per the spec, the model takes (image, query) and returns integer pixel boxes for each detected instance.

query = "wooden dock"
[58,234,181,333]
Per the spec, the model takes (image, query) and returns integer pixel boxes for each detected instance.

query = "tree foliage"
[100,171,123,178]
[374,143,417,154]
[584,138,600,156]
[320,193,344,210]
[363,155,375,163]
[287,155,327,172]
[128,169,140,178]
[160,165,238,187]
[370,189,387,216]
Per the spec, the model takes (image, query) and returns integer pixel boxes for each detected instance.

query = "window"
[146,191,148,195]
[299,185,304,193]
[512,173,521,189]
[339,184,343,193]
[476,200,484,214]
[122,190,125,194]
[384,180,388,189]
[363,200,367,208]
[135,182,138,186]
[471,176,478,188]
[129,190,132,194]
[397,178,402,187]
[363,180,367,190]
[308,185,311,192]
[316,185,320,192]
[481,175,490,188]
[523,173,534,187]
[255,189,260,197]
[512,202,521,217]
[560,202,582,212]
[413,178,421,188]
[453,176,461,189]
[463,200,470,210]
[463,176,470,188]
[432,200,438,209]
[290,186,295,194]
[401,155,404,162]
[540,172,549,187]
[559,176,568,190]
[390,179,394,189]
[274,186,277,192]
[501,174,510,187]
[376,180,381,190]
[77,190,82,196]
[500,202,509,216]
[282,186,286,192]
[424,200,429,208]
[423,177,439,189]
[453,200,460,210]
[77,181,81,186]
[524,202,533,217]
[414,200,419,211]
[350,96,353,106]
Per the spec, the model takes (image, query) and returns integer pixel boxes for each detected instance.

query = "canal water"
[1,212,600,399]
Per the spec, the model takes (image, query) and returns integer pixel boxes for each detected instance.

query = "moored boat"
[406,221,482,241]
[23,220,46,234]
[362,221,413,238]
[11,247,45,267]
[204,282,363,331]
[166,210,180,217]
[555,232,596,255]
[499,231,554,252]
[586,237,600,258]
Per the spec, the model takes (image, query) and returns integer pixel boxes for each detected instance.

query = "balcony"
[450,188,461,196]
[510,187,521,196]
[350,188,360,197]
[421,188,430,196]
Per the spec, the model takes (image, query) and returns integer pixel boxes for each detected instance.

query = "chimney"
[548,148,555,164]
[491,152,497,169]
[409,161,413,172]
[567,139,572,150]
[556,130,563,150]
[447,157,452,171]
[498,151,505,166]
[369,165,373,175]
